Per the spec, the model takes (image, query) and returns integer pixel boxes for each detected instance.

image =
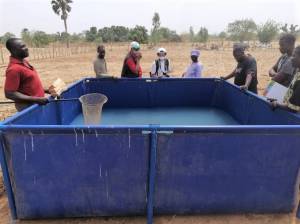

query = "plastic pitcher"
[79,93,108,125]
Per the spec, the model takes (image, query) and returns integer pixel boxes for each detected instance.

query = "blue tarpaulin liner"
[1,78,300,222]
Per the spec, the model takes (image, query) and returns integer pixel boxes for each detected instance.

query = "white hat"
[157,47,167,53]
[130,41,140,50]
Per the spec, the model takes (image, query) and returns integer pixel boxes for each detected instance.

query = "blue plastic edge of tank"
[0,133,17,219]
[147,128,158,224]
[1,78,300,222]
[0,79,85,220]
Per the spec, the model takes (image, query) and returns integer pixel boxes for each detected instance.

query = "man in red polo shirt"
[4,38,55,111]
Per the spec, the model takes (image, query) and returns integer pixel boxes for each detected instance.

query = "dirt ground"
[0,42,300,223]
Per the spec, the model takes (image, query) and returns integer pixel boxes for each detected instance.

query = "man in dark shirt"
[270,46,300,112]
[269,33,296,87]
[221,44,258,94]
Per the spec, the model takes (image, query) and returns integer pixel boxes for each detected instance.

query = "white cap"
[130,41,140,50]
[157,47,167,53]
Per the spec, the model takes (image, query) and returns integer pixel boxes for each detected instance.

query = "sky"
[0,0,299,36]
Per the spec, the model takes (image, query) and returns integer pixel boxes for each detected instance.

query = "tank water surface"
[70,107,239,125]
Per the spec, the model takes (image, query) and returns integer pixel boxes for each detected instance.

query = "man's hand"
[266,97,277,102]
[134,51,142,60]
[48,85,59,98]
[267,98,278,110]
[240,85,248,91]
[47,78,67,98]
[269,69,276,78]
[268,100,278,110]
[35,97,49,105]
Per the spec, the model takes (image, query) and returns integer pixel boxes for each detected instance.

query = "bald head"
[6,38,29,59]
[279,33,296,55]
[280,33,296,45]
[233,43,246,62]
[233,43,246,53]
[6,38,20,52]
[97,45,105,59]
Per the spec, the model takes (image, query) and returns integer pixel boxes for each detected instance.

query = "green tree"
[152,12,160,30]
[49,32,62,42]
[31,31,51,47]
[51,0,73,47]
[281,24,300,36]
[97,26,129,42]
[158,27,181,42]
[21,28,32,46]
[128,26,148,44]
[98,27,114,43]
[150,12,161,45]
[227,19,257,42]
[257,20,279,44]
[70,32,85,42]
[60,32,71,43]
[85,27,99,42]
[0,32,16,44]
[218,31,227,39]
[196,27,209,43]
[110,26,129,42]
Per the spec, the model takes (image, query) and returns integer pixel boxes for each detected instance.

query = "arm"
[182,66,189,77]
[4,69,48,104]
[240,73,253,90]
[269,66,277,78]
[150,61,157,77]
[269,62,278,77]
[269,61,279,77]
[272,72,289,83]
[167,60,172,73]
[135,54,142,74]
[269,101,297,112]
[195,64,203,78]
[5,91,48,105]
[44,88,50,94]
[269,79,300,113]
[271,59,295,85]
[126,57,141,75]
[240,59,257,90]
[221,69,236,80]
[94,60,116,79]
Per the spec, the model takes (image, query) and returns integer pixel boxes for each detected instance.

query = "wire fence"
[0,41,285,68]
[0,45,97,66]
